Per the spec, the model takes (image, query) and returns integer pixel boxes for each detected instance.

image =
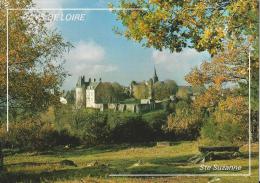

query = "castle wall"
[75,87,86,109]
[86,89,95,108]
[75,77,165,113]
[93,103,104,109]
[118,104,126,112]
[99,104,108,111]
[155,102,162,110]
[136,103,153,113]
[126,104,136,112]
[80,96,164,113]
[108,103,118,111]
[95,102,164,113]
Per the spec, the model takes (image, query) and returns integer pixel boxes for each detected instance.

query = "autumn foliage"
[0,1,71,119]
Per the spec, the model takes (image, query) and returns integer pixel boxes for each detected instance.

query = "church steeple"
[153,66,159,83]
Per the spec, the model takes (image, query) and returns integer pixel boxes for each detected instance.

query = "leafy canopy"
[0,0,72,120]
[111,0,258,55]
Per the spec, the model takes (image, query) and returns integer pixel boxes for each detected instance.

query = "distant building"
[130,66,159,99]
[75,76,102,109]
[75,66,166,113]
[75,76,86,109]
[74,66,198,113]
[86,78,101,108]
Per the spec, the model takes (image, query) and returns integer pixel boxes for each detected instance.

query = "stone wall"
[108,103,118,111]
[126,104,136,112]
[92,102,163,113]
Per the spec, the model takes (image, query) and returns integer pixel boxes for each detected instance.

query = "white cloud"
[152,49,205,66]
[152,48,210,84]
[70,63,117,76]
[88,64,118,75]
[63,41,118,89]
[68,41,105,63]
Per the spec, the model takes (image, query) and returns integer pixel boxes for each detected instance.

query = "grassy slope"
[1,141,258,183]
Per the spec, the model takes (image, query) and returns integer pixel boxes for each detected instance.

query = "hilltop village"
[75,68,195,113]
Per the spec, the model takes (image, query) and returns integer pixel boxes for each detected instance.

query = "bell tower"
[75,76,86,109]
[153,66,159,83]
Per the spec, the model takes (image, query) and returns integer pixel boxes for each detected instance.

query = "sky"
[33,0,211,90]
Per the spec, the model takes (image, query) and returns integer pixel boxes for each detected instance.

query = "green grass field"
[0,141,258,183]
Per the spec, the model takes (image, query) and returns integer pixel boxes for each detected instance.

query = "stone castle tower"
[75,76,87,109]
[75,76,102,109]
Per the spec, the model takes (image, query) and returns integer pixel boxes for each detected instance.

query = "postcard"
[0,0,258,182]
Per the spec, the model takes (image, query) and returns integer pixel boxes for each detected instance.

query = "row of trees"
[59,102,208,144]
[132,80,178,100]
[95,82,128,103]
[0,108,172,149]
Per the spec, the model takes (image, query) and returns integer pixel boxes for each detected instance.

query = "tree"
[111,82,128,101]
[0,0,71,169]
[111,0,258,55]
[132,82,150,99]
[107,112,152,143]
[113,0,258,107]
[95,82,127,103]
[0,1,71,120]
[142,110,168,140]
[200,96,248,146]
[72,110,109,145]
[176,86,192,101]
[65,90,75,105]
[153,80,178,100]
[166,101,202,140]
[185,43,256,144]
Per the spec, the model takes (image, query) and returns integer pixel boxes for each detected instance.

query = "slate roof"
[87,82,100,90]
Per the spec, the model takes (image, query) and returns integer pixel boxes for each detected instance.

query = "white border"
[6,8,252,177]
[6,9,9,132]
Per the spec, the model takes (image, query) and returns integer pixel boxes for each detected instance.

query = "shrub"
[166,101,202,140]
[38,127,80,149]
[153,80,178,100]
[0,118,79,150]
[107,112,153,143]
[142,110,168,140]
[176,87,192,101]
[200,96,248,146]
[54,104,74,131]
[72,110,109,146]
[200,118,246,146]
